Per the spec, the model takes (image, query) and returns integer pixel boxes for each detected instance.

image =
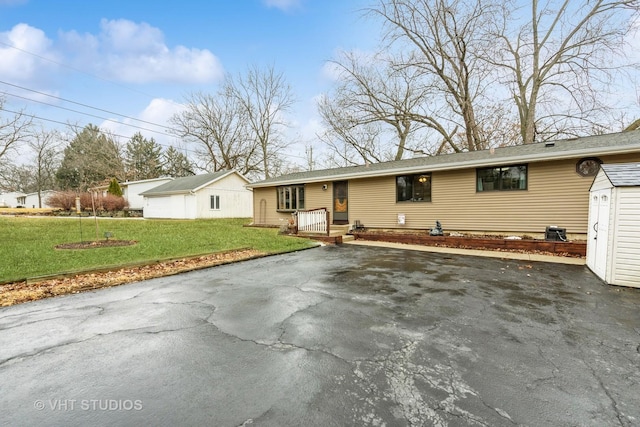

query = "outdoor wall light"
[322,184,328,191]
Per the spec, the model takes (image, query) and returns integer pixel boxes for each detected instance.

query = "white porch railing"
[296,208,330,236]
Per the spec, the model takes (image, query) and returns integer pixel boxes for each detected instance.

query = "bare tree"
[490,0,639,144]
[321,51,440,162]
[28,128,61,207]
[373,0,498,152]
[0,96,33,162]
[170,90,257,176]
[318,94,389,166]
[228,64,295,179]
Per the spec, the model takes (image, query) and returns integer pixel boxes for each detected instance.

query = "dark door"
[333,181,348,224]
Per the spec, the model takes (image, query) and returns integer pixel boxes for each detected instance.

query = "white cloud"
[99,98,185,147]
[263,0,302,12]
[0,23,59,82]
[139,98,185,128]
[59,19,224,84]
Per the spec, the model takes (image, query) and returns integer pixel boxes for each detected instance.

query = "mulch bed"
[351,230,586,257]
[55,240,137,249]
[0,248,265,307]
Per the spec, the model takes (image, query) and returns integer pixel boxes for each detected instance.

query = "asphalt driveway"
[1,245,639,426]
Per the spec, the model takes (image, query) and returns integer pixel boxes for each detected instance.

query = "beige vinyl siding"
[252,187,287,225]
[348,161,586,234]
[252,183,332,226]
[349,154,640,235]
[253,153,640,236]
[612,188,640,287]
[306,182,333,215]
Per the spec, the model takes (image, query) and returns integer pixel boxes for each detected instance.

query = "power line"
[2,90,172,137]
[0,80,177,132]
[0,106,198,154]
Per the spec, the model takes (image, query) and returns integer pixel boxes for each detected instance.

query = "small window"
[477,165,527,192]
[277,185,305,211]
[576,157,602,177]
[210,195,220,210]
[396,173,431,202]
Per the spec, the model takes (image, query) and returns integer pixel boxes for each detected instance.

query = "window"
[576,157,602,177]
[210,195,220,210]
[277,185,305,211]
[396,174,431,202]
[477,165,527,192]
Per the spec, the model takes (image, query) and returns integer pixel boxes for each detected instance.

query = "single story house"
[140,170,253,219]
[247,131,640,239]
[120,177,174,210]
[0,192,24,208]
[17,190,58,209]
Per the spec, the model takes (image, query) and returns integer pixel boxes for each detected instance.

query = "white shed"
[140,170,253,219]
[586,163,640,288]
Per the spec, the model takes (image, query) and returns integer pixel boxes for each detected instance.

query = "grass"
[0,216,314,283]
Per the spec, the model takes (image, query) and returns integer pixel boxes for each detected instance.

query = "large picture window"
[277,185,305,211]
[396,174,431,202]
[477,165,527,192]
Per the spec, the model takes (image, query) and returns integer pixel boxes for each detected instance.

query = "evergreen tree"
[56,124,124,191]
[162,146,194,177]
[125,132,164,181]
[107,177,122,196]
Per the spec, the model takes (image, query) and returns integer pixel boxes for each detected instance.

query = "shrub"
[46,191,77,211]
[103,194,128,212]
[79,192,102,211]
[45,191,128,213]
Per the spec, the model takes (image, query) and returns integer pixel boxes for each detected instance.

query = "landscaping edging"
[351,232,586,257]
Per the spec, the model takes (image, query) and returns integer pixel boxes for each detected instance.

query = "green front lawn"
[0,217,313,283]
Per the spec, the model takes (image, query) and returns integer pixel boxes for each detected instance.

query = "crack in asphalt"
[0,305,105,330]
[0,324,202,368]
[582,358,626,426]
[205,317,351,364]
[0,300,218,367]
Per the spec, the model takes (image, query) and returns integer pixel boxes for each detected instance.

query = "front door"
[333,181,348,224]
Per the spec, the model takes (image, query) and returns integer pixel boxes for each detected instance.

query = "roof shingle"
[140,170,234,195]
[601,163,640,187]
[249,131,640,188]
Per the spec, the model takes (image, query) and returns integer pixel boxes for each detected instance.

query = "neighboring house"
[247,131,640,239]
[0,192,25,208]
[120,177,174,210]
[140,170,253,219]
[17,190,58,208]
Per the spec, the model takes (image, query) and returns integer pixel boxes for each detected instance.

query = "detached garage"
[140,170,253,219]
[586,163,640,288]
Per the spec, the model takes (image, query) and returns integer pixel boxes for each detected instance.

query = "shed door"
[587,189,611,280]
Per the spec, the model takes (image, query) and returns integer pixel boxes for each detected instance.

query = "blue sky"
[0,0,379,166]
